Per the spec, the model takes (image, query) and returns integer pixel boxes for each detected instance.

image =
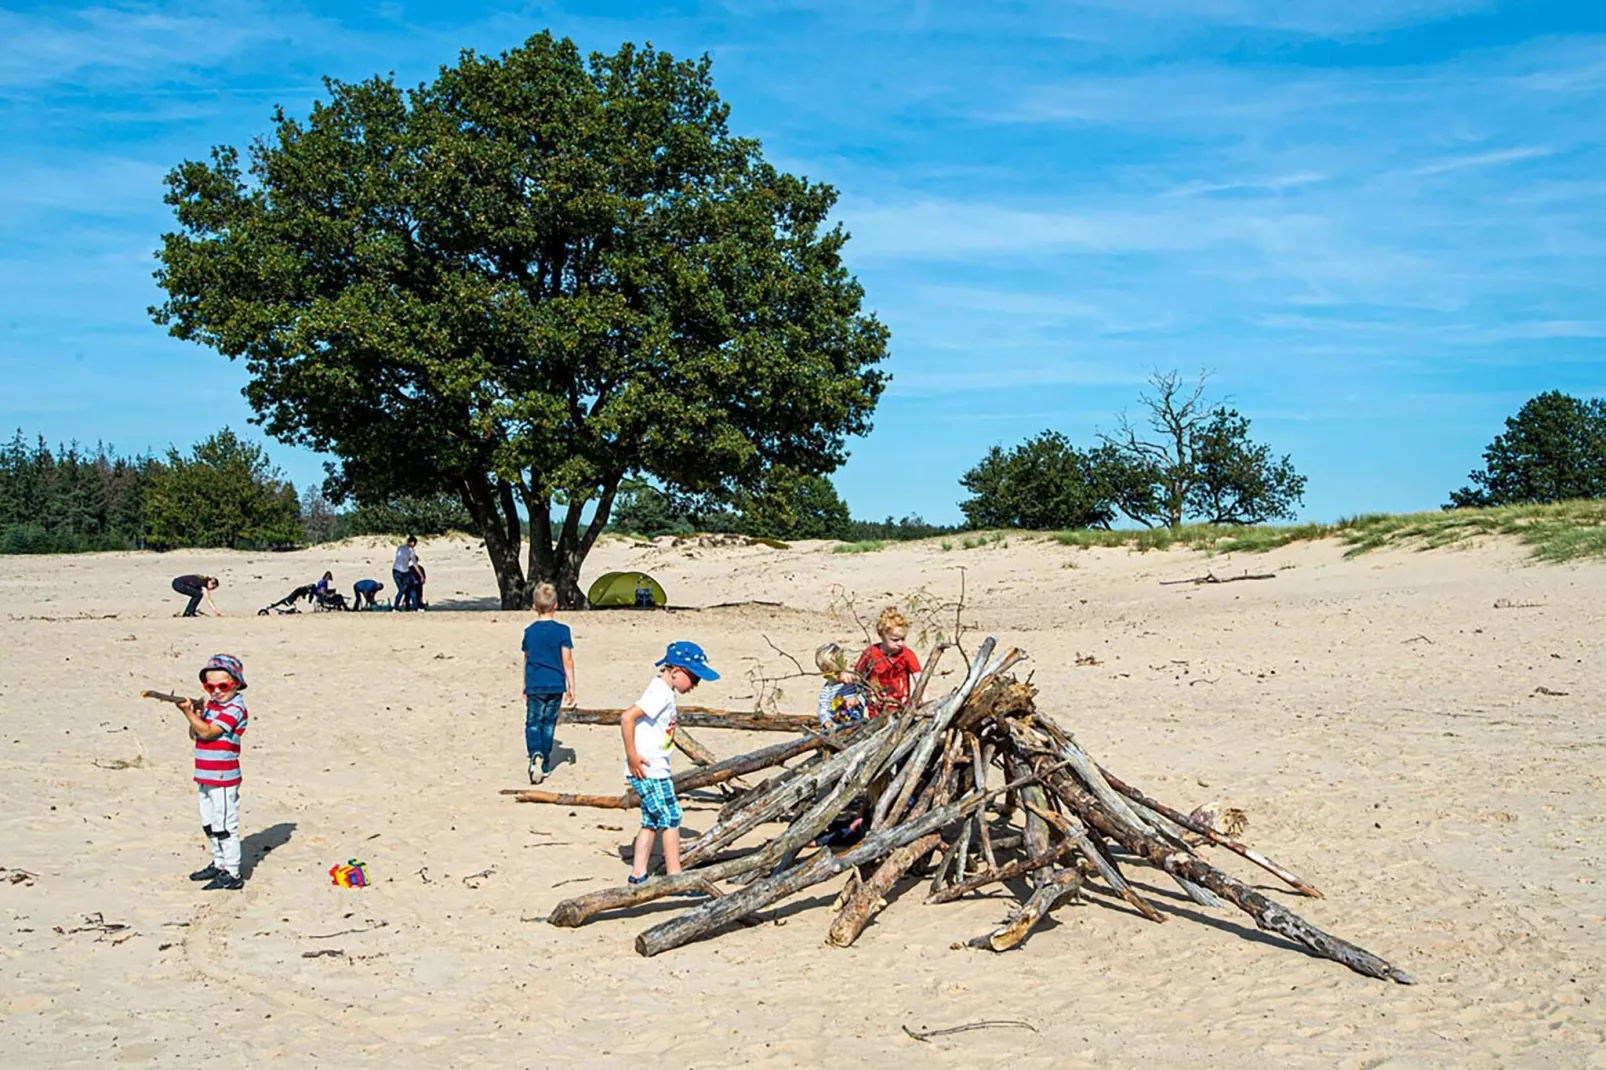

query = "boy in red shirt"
[855,607,921,716]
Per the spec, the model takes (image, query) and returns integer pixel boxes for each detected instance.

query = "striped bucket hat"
[199,653,248,690]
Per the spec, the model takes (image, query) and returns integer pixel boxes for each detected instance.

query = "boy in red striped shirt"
[177,654,250,891]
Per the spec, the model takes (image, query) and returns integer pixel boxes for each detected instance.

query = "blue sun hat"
[199,653,247,690]
[657,641,720,681]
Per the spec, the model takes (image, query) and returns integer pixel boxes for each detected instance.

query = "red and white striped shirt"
[194,695,248,787]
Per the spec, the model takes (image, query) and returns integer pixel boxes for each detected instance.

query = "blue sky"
[3,1,1606,525]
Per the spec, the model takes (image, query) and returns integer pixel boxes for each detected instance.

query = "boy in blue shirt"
[521,583,576,784]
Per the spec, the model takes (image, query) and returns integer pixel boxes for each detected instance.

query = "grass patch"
[1040,500,1606,563]
[832,539,885,554]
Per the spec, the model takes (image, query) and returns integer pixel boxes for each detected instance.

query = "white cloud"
[1409,146,1555,176]
[0,4,281,87]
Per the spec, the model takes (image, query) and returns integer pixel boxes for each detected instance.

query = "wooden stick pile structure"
[529,637,1413,982]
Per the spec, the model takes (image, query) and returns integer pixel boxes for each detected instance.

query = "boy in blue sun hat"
[621,641,719,885]
[176,654,250,891]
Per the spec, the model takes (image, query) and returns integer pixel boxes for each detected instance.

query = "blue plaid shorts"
[630,776,682,830]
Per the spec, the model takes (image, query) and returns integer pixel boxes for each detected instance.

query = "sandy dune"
[1,533,1603,1067]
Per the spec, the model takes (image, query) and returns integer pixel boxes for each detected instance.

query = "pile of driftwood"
[520,638,1412,982]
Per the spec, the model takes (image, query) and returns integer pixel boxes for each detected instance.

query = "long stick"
[507,733,825,806]
[1098,767,1323,898]
[1035,755,1413,983]
[560,707,814,732]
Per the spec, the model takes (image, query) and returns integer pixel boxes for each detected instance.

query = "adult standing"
[393,536,419,611]
[172,574,221,617]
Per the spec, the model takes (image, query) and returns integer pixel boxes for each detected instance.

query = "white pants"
[197,784,242,877]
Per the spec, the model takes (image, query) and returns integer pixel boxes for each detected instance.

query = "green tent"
[586,570,668,609]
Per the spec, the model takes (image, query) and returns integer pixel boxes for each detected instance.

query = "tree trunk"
[523,476,621,610]
[459,474,528,610]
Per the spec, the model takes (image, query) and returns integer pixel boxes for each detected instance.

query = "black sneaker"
[189,864,221,882]
[202,871,244,891]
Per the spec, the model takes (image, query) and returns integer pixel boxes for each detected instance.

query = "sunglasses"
[202,680,237,693]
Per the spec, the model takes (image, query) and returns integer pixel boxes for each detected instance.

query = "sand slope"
[1,534,1603,1068]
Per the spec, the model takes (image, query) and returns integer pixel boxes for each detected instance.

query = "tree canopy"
[152,32,888,607]
[1448,391,1606,508]
[144,429,301,550]
[959,372,1307,531]
[958,432,1118,530]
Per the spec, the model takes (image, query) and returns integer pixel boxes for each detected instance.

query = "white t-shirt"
[625,677,678,780]
[394,544,418,571]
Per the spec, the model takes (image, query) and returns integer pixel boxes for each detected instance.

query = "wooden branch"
[1098,766,1323,898]
[506,789,633,809]
[1038,758,1413,983]
[141,689,201,708]
[510,733,825,807]
[674,728,718,768]
[926,841,1074,905]
[1158,571,1277,586]
[825,831,944,947]
[1020,796,1164,924]
[635,791,988,957]
[962,866,1083,951]
[561,707,815,733]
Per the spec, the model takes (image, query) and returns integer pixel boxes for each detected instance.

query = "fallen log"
[560,706,815,732]
[827,832,944,947]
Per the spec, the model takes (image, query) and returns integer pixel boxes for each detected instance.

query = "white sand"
[1,534,1603,1067]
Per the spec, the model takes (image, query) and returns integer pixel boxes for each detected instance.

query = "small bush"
[832,540,885,554]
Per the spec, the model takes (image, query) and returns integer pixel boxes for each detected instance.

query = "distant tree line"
[0,427,479,554]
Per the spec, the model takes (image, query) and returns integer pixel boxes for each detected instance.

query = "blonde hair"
[876,606,909,638]
[532,583,558,612]
[815,642,847,676]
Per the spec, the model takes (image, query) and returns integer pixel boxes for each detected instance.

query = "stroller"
[259,584,317,615]
[258,583,349,615]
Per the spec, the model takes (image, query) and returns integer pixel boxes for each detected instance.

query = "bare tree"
[1098,369,1305,528]
[1100,370,1212,529]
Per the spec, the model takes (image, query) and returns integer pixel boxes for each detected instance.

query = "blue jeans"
[392,569,415,610]
[525,694,562,771]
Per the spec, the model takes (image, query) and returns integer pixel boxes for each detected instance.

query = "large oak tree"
[152,33,888,607]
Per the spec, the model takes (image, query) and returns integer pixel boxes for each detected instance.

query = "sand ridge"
[1,534,1603,1067]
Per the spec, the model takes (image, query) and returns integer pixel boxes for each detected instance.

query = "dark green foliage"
[144,429,302,550]
[151,33,888,608]
[733,467,851,541]
[958,432,1118,530]
[0,431,158,553]
[341,493,479,538]
[610,478,701,538]
[1449,391,1606,508]
[842,514,958,542]
[1185,409,1308,525]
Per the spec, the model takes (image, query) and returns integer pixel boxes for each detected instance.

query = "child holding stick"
[175,654,250,891]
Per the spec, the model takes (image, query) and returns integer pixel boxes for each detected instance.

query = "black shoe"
[189,864,221,882]
[202,871,244,891]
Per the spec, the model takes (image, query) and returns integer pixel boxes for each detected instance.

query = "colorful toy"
[329,859,369,887]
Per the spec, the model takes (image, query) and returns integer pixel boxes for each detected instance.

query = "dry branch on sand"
[531,637,1413,983]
